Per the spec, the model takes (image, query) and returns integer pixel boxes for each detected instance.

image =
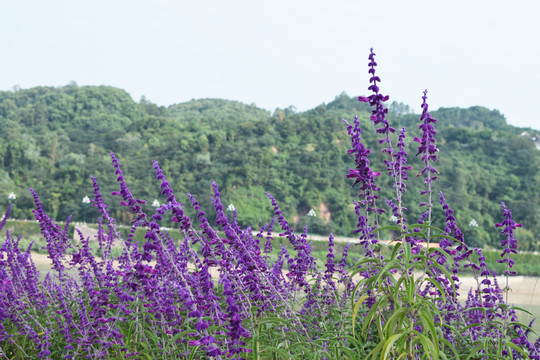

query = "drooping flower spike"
[415,90,439,190]
[496,202,521,276]
[358,48,395,137]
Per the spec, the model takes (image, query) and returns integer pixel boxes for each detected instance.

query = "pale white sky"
[1,0,539,130]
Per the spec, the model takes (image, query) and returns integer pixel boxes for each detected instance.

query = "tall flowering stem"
[342,116,382,233]
[495,202,521,314]
[358,49,411,230]
[391,128,411,230]
[342,117,382,308]
[358,48,394,137]
[110,152,148,225]
[414,90,439,241]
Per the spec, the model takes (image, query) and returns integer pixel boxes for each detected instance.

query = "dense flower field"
[1,49,539,359]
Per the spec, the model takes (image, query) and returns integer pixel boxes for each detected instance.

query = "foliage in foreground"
[1,49,539,359]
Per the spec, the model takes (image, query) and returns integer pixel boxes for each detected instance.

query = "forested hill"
[0,85,539,250]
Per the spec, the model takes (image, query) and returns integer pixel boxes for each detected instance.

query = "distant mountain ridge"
[0,85,538,250]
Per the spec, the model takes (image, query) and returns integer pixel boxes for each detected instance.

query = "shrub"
[0,48,539,359]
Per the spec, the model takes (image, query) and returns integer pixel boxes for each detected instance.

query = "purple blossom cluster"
[346,49,539,358]
[0,152,351,358]
[342,115,381,213]
[415,90,439,209]
[496,202,521,277]
[358,48,395,137]
[1,47,539,359]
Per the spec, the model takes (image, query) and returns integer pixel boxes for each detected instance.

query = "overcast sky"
[1,0,539,130]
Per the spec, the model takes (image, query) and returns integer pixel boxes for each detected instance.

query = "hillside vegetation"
[0,85,538,250]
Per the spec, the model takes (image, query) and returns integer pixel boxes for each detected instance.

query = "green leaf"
[381,333,402,359]
[352,295,369,337]
[421,277,447,303]
[438,337,459,359]
[362,296,388,340]
[370,258,400,289]
[411,330,438,360]
[265,344,292,358]
[413,224,445,234]
[504,341,530,358]
[383,308,408,338]
[465,341,489,360]
[348,258,381,280]
[510,306,534,316]
[392,231,427,242]
[390,241,404,259]
[419,310,440,359]
[367,339,385,360]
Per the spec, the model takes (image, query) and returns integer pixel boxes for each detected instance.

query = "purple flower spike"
[342,116,381,212]
[389,128,411,226]
[414,91,439,235]
[358,48,410,223]
[393,128,411,194]
[110,152,148,225]
[415,90,439,188]
[0,205,11,233]
[359,48,394,136]
[153,160,177,204]
[496,202,521,276]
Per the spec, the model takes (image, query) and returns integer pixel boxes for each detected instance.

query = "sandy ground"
[458,275,540,306]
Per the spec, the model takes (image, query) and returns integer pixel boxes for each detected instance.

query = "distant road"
[264,232,439,248]
[284,232,357,243]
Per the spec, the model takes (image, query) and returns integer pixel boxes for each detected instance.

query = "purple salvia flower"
[153,160,194,235]
[0,205,11,232]
[439,191,468,258]
[222,275,252,358]
[90,176,117,231]
[111,154,167,266]
[385,199,407,229]
[255,222,266,246]
[351,201,380,308]
[212,182,238,244]
[53,283,76,350]
[393,128,410,192]
[358,48,394,136]
[29,188,68,282]
[211,184,271,312]
[272,244,288,285]
[152,160,177,204]
[263,218,276,255]
[495,202,520,277]
[390,128,411,228]
[324,234,336,284]
[358,49,413,220]
[414,91,439,243]
[337,243,355,308]
[496,202,521,321]
[90,176,137,268]
[266,193,316,291]
[36,328,52,359]
[321,234,338,309]
[415,90,439,195]
[110,152,148,225]
[352,201,376,248]
[343,114,384,261]
[343,116,382,214]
